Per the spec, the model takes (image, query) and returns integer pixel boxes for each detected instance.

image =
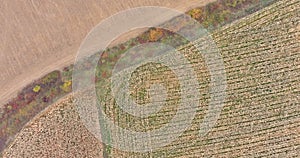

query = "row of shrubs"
[0,68,73,152]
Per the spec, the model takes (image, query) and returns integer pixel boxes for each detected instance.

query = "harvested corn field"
[2,96,104,158]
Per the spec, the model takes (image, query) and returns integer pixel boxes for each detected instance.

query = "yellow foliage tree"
[33,85,41,93]
[189,8,202,19]
[60,80,72,92]
[149,28,163,42]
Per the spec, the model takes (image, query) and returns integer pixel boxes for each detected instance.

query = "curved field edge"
[0,0,278,156]
[2,95,105,158]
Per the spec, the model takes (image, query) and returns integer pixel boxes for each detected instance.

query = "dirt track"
[0,0,216,106]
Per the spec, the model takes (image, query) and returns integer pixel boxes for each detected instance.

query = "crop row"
[109,0,299,157]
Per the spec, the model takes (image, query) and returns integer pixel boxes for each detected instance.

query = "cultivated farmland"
[3,0,300,157]
[1,0,277,154]
[101,0,300,157]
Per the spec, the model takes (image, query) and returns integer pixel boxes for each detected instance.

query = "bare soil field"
[4,0,299,157]
[0,0,215,106]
